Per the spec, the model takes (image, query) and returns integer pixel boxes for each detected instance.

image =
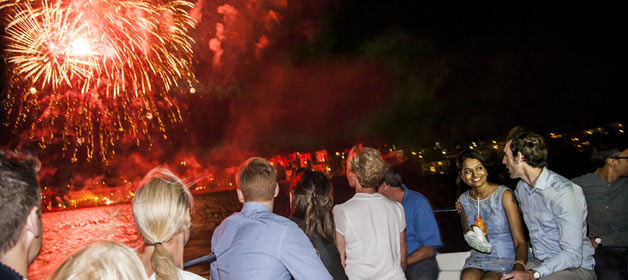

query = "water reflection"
[29,191,242,280]
[29,205,141,279]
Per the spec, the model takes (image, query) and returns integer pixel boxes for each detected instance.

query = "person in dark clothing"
[289,170,348,280]
[572,133,628,280]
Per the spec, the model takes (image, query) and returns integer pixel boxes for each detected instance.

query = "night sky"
[1,1,626,167]
[177,1,626,156]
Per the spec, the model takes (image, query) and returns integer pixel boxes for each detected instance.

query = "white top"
[333,192,406,280]
[149,268,206,280]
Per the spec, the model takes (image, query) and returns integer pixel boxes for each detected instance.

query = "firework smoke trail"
[0,0,196,163]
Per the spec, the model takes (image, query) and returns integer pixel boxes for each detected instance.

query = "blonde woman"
[132,167,204,280]
[49,240,148,280]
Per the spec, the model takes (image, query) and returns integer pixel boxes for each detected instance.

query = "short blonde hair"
[49,240,147,280]
[236,157,277,202]
[347,145,385,189]
[132,167,193,280]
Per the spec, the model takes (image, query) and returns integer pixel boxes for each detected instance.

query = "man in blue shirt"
[378,166,443,280]
[502,130,596,280]
[210,157,331,280]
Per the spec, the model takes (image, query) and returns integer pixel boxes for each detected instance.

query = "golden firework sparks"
[1,0,197,163]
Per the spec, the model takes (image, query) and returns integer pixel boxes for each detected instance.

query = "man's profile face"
[613,149,628,177]
[502,140,522,179]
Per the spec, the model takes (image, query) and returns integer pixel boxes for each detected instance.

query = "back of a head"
[347,145,385,189]
[590,133,628,168]
[509,131,548,168]
[382,166,403,188]
[290,170,335,243]
[132,167,193,280]
[0,150,40,256]
[50,240,148,280]
[237,157,277,202]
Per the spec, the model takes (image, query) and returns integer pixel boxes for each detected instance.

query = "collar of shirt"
[590,172,609,184]
[0,262,23,280]
[401,184,409,203]
[241,202,272,215]
[353,192,384,199]
[521,167,550,193]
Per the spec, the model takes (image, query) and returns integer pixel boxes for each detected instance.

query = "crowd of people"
[455,128,627,280]
[0,127,626,280]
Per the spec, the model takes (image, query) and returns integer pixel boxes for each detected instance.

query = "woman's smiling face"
[460,158,488,188]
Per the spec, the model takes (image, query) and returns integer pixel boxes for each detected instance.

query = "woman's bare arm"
[335,231,346,267]
[502,190,528,271]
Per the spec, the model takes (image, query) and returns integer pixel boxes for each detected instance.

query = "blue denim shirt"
[210,202,332,280]
[401,184,443,255]
[514,168,595,277]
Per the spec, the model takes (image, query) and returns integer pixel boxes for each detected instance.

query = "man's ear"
[347,172,356,186]
[516,152,525,163]
[606,157,616,167]
[24,206,41,239]
[274,183,279,198]
[236,188,245,204]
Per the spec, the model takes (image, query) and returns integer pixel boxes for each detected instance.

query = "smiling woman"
[455,149,528,280]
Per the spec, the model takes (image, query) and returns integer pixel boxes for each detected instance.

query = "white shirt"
[149,268,206,280]
[333,192,406,280]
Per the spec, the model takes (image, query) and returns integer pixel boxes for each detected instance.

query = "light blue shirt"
[210,202,332,280]
[514,168,595,277]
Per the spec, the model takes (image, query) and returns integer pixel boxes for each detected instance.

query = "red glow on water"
[29,205,142,280]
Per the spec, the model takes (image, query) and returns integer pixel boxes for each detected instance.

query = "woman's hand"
[501,270,534,280]
[455,199,463,214]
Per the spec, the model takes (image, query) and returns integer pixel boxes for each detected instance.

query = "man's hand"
[455,199,463,214]
[501,270,534,280]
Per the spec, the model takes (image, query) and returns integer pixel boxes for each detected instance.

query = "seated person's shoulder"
[408,190,431,206]
[273,213,302,228]
[548,174,581,193]
[179,269,206,280]
[571,172,599,186]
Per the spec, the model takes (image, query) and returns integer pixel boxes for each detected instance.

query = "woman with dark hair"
[456,150,528,280]
[290,170,348,280]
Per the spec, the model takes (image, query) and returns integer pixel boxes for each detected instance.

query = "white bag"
[464,226,492,253]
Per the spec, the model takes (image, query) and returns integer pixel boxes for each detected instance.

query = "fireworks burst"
[0,0,197,163]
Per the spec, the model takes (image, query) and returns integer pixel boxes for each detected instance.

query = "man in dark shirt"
[572,133,628,280]
[0,151,43,280]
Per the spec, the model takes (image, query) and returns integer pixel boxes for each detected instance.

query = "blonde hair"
[236,157,277,201]
[347,145,385,188]
[49,240,148,280]
[132,167,193,280]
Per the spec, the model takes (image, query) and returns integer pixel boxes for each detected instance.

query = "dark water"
[30,175,465,279]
